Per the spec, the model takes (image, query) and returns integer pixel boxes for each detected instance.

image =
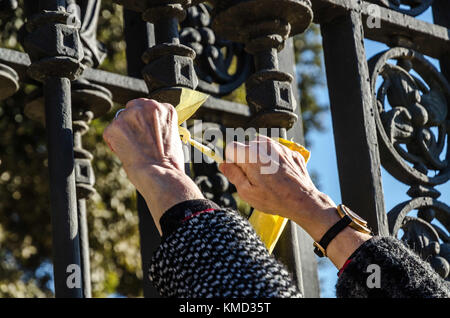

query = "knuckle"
[295,152,306,165]
[136,98,150,103]
[125,98,149,110]
[123,107,136,116]
[162,102,175,111]
[119,110,136,123]
[146,99,163,109]
[165,103,178,120]
[136,99,159,114]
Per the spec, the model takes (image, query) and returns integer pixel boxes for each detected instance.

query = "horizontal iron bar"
[0,48,251,118]
[313,0,450,60]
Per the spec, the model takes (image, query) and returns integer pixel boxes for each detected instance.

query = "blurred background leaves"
[0,0,327,297]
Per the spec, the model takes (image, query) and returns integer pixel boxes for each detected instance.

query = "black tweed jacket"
[148,199,450,298]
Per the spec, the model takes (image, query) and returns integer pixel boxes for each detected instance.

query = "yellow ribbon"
[174,88,310,254]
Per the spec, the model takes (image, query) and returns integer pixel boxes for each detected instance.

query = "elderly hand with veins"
[103,98,204,235]
[219,136,371,268]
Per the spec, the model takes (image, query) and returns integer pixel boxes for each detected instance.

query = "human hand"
[103,99,204,234]
[219,135,373,268]
[218,135,337,241]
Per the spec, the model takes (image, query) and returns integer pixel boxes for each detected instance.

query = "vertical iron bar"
[77,198,91,297]
[44,76,82,297]
[272,38,320,298]
[73,127,91,297]
[123,9,161,298]
[321,10,388,236]
[154,18,179,44]
[254,49,279,71]
[432,0,450,87]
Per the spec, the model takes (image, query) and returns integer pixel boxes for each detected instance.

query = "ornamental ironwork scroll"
[369,47,450,279]
[366,0,433,16]
[180,3,252,97]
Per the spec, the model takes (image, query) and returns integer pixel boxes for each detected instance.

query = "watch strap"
[314,215,353,257]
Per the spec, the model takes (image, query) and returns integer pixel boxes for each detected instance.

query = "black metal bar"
[77,198,91,297]
[432,0,450,85]
[0,46,251,121]
[254,49,279,71]
[312,0,450,60]
[272,39,320,298]
[44,76,82,297]
[321,10,389,236]
[123,9,161,298]
[154,18,179,44]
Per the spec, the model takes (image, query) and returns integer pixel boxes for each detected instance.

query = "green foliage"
[0,1,327,297]
[294,24,328,146]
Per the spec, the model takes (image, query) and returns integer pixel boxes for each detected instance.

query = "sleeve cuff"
[159,199,221,239]
[337,237,373,277]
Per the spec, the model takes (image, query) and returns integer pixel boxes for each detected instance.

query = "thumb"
[219,162,252,191]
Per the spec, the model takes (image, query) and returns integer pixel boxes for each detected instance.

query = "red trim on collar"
[338,258,353,277]
[182,208,216,223]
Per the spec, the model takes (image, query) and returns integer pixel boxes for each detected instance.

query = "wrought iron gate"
[0,0,448,297]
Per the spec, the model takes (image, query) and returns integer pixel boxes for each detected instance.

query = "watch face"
[341,205,368,226]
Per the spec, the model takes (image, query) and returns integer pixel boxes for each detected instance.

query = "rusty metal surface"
[0,47,251,119]
[213,0,313,129]
[20,0,85,298]
[321,10,389,236]
[312,0,450,60]
[365,0,433,17]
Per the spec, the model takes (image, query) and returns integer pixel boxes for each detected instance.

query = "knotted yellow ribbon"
[174,88,310,254]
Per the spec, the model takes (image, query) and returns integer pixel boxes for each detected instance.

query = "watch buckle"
[313,241,327,257]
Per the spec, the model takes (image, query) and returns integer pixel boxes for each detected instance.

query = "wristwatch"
[313,204,372,257]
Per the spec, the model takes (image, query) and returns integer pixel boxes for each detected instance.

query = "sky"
[307,8,449,297]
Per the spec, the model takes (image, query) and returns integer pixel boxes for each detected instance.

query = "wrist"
[290,190,339,241]
[326,226,372,269]
[291,195,372,269]
[125,165,205,235]
[142,168,205,213]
